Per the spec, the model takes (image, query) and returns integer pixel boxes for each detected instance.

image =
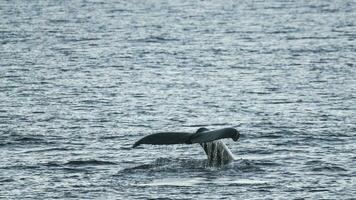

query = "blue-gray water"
[1,0,356,199]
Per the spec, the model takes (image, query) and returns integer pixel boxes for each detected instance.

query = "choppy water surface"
[1,0,356,199]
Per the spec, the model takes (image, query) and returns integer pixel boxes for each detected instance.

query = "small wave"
[258,134,284,139]
[305,160,323,165]
[3,133,55,145]
[99,135,122,140]
[0,178,15,182]
[308,188,330,192]
[254,161,281,167]
[119,147,133,150]
[232,159,265,173]
[120,164,156,173]
[64,159,117,166]
[108,9,132,13]
[48,19,70,23]
[311,165,347,172]
[259,129,295,139]
[43,162,62,167]
[15,137,45,142]
[24,147,73,153]
[43,161,91,172]
[61,167,90,172]
[1,164,40,170]
[243,149,274,155]
[133,36,179,43]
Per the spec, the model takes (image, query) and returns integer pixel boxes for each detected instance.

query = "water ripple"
[1,0,355,199]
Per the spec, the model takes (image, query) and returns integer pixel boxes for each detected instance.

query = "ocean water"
[1,0,356,199]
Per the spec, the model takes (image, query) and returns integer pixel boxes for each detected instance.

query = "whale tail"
[132,132,192,148]
[132,127,240,166]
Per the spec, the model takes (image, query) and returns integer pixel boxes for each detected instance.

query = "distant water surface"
[0,0,355,199]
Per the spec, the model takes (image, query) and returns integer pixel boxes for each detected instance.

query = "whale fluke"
[132,132,192,148]
[132,127,240,166]
[190,127,239,143]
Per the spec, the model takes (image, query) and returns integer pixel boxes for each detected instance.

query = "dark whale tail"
[132,127,240,166]
[132,132,192,148]
[132,127,239,148]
